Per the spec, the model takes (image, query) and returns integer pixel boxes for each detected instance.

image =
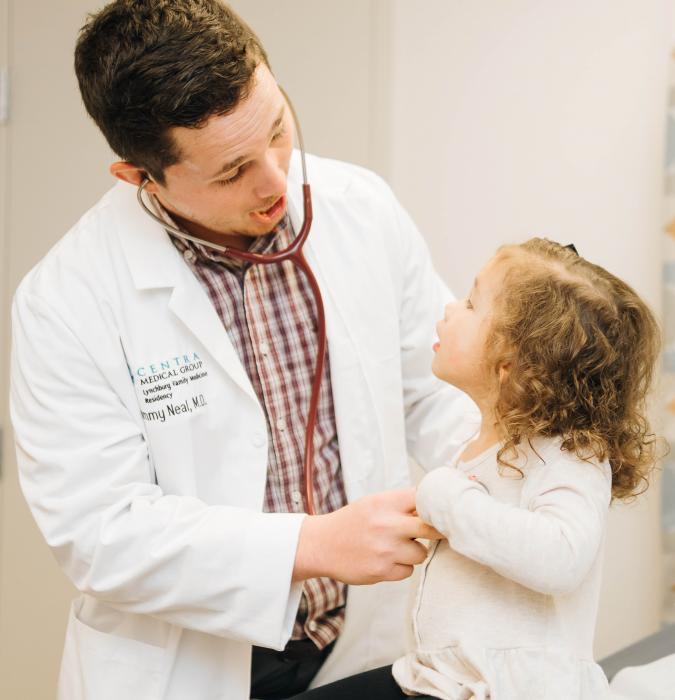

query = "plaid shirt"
[153,198,347,649]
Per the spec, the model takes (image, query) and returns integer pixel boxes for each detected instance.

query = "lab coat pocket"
[59,599,167,700]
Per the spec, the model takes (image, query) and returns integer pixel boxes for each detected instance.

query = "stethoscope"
[137,90,324,515]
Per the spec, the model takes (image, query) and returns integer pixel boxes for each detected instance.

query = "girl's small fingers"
[426,526,445,540]
[415,520,445,540]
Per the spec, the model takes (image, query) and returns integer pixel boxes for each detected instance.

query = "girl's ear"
[498,362,511,383]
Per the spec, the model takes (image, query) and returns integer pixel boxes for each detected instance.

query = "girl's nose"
[444,301,459,319]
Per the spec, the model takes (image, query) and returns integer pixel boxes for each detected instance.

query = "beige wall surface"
[0,0,8,688]
[0,3,113,697]
[0,0,673,697]
[228,0,390,174]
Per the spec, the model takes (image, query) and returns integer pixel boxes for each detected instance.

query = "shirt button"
[252,433,266,448]
[183,248,197,264]
[259,342,270,356]
[308,621,318,632]
[276,418,287,432]
[291,490,302,506]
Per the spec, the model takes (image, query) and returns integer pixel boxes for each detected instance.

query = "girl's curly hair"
[487,238,662,501]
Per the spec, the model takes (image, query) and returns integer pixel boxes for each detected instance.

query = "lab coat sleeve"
[10,288,304,649]
[388,194,478,470]
[415,457,611,595]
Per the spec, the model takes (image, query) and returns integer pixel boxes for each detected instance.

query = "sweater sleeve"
[415,453,611,595]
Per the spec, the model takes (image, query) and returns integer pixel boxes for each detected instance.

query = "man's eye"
[216,169,244,187]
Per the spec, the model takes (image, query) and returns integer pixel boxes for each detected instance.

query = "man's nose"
[253,153,287,201]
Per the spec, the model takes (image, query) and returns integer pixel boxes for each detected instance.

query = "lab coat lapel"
[167,278,258,403]
[111,182,259,403]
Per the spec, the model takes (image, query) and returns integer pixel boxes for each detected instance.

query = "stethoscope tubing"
[136,89,323,515]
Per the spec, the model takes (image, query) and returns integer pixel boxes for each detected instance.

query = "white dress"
[393,431,612,700]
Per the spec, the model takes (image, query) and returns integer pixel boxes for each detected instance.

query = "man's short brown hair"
[75,0,270,184]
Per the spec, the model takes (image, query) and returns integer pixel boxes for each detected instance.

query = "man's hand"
[292,488,444,584]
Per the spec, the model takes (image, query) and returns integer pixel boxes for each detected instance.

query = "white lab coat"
[10,152,470,700]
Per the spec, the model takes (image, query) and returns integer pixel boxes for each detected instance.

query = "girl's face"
[432,255,505,404]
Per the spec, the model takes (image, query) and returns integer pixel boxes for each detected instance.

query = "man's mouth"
[250,195,286,223]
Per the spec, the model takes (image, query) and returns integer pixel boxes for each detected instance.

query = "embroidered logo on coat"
[131,352,209,423]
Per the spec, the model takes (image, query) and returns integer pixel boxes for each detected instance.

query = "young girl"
[292,238,661,699]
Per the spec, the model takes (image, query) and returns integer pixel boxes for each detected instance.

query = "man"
[10,2,469,698]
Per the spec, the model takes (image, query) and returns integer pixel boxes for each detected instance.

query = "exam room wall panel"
[386,0,673,659]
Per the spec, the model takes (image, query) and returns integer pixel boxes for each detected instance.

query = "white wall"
[387,0,672,658]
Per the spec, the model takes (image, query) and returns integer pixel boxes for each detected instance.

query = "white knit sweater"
[393,432,612,700]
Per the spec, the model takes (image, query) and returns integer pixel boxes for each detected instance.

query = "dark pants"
[250,639,335,699]
[288,665,439,699]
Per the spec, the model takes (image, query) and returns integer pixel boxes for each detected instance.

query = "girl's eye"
[271,127,285,143]
[465,299,474,310]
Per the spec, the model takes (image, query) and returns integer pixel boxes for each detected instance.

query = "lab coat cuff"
[253,512,308,650]
[279,524,307,650]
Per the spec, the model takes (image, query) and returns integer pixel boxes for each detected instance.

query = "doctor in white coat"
[10,2,470,699]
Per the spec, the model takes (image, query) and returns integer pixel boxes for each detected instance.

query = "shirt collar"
[149,194,290,271]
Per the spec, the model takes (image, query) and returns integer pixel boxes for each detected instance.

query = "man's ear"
[109,161,158,193]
